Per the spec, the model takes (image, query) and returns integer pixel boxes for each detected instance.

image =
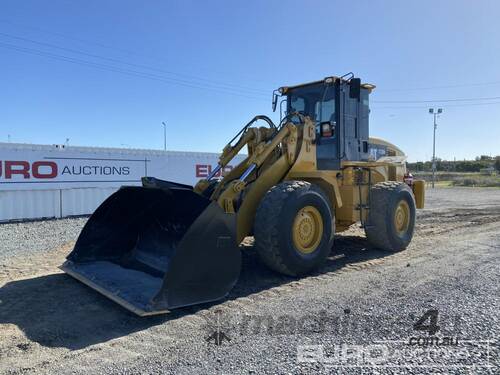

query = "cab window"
[315,99,335,123]
[290,96,305,113]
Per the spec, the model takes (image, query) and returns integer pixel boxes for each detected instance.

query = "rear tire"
[254,181,334,276]
[365,181,416,252]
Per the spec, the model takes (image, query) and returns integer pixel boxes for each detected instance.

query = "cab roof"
[279,76,376,94]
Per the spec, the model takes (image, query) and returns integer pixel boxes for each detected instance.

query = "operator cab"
[275,75,375,170]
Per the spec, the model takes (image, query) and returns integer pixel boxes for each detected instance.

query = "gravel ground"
[0,187,499,374]
[0,217,87,262]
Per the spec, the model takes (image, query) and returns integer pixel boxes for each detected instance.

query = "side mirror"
[349,78,361,100]
[272,91,279,112]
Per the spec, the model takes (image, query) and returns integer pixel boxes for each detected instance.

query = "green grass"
[414,172,500,188]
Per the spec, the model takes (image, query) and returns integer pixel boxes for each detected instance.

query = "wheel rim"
[292,205,323,254]
[394,200,410,236]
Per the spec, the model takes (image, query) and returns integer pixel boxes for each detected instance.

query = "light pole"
[428,108,443,188]
[162,121,167,151]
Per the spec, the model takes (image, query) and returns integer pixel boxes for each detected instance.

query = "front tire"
[365,181,416,252]
[254,181,334,276]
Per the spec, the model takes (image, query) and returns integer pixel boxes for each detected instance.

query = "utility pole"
[428,108,443,188]
[162,121,167,151]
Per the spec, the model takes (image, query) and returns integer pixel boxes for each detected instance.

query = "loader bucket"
[61,183,241,316]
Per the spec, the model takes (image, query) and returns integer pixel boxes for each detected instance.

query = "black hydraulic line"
[226,115,277,146]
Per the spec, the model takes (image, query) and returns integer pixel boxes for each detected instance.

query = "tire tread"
[254,181,334,276]
[365,181,414,251]
[254,181,310,275]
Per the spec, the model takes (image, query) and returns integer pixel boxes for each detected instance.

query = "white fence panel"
[61,187,118,217]
[0,190,60,221]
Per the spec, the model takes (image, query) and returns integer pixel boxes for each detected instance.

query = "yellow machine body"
[195,115,423,238]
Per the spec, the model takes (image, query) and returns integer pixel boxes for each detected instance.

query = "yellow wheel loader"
[62,74,425,316]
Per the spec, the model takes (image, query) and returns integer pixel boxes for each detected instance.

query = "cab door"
[316,82,341,170]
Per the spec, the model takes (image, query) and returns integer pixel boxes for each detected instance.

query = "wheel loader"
[61,74,425,316]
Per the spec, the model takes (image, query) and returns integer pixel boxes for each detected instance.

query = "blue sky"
[1,0,499,162]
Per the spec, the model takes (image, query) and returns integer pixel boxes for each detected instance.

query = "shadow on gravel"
[0,235,390,350]
[0,274,169,350]
[230,234,392,299]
